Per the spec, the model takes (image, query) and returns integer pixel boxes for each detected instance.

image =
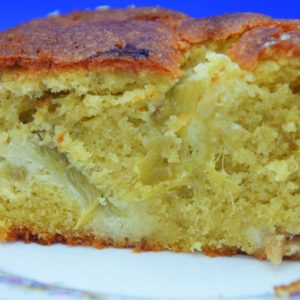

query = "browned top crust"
[0,7,300,76]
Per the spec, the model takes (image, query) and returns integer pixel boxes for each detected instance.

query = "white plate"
[0,242,299,300]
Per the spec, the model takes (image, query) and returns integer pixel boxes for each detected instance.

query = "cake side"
[1,8,300,264]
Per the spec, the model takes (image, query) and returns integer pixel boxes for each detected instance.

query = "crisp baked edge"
[4,226,300,261]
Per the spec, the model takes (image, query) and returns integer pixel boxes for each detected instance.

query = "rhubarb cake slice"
[0,7,300,263]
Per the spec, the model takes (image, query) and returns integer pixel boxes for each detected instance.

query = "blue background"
[1,0,299,31]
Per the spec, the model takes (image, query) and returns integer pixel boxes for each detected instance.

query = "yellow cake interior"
[1,42,300,263]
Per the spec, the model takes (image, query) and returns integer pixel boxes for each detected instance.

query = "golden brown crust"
[177,13,273,45]
[0,7,300,75]
[47,7,187,28]
[229,24,300,69]
[0,7,184,75]
[201,246,239,257]
[6,226,167,252]
[5,226,300,261]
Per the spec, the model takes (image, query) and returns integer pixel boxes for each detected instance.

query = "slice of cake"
[0,7,300,264]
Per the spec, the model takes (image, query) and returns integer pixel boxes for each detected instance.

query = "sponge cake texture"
[0,7,300,264]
